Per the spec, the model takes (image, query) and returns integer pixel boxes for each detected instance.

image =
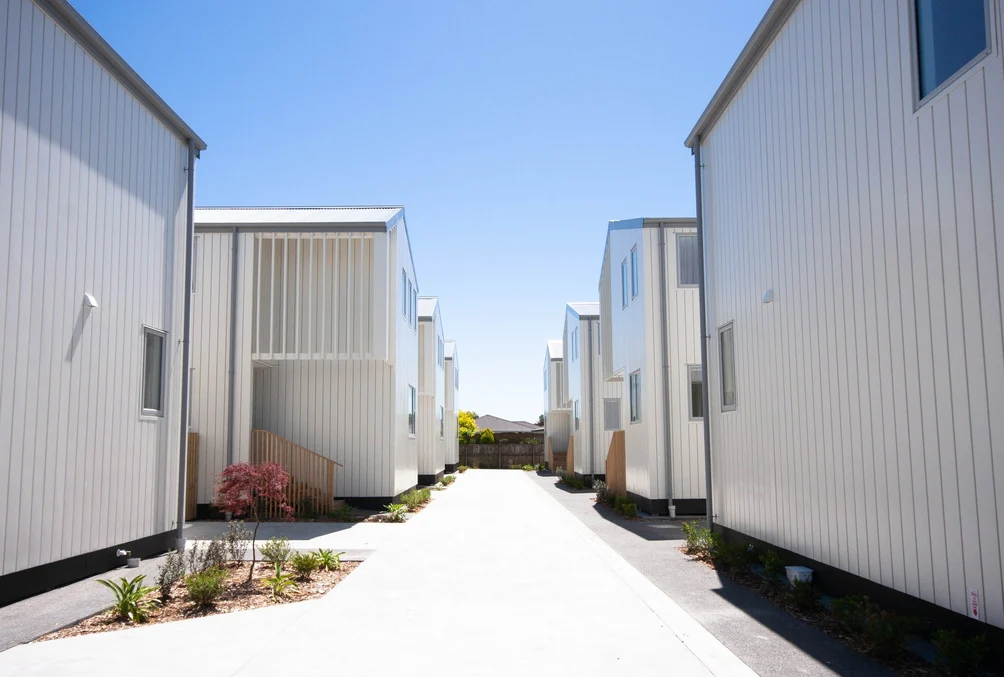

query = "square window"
[142,327,166,416]
[678,234,700,287]
[629,371,641,423]
[915,0,988,100]
[689,365,704,419]
[720,323,737,410]
[630,247,638,298]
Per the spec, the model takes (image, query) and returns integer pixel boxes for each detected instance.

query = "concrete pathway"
[184,520,400,561]
[0,471,755,676]
[528,472,891,677]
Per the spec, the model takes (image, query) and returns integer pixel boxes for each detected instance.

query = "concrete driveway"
[0,471,755,676]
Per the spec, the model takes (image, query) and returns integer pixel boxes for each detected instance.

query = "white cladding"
[695,0,1004,626]
[563,304,617,476]
[444,341,459,468]
[417,297,446,479]
[191,208,419,501]
[0,0,199,575]
[598,219,705,508]
[543,340,570,455]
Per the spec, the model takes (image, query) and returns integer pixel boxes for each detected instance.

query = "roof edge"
[34,0,206,151]
[684,0,800,148]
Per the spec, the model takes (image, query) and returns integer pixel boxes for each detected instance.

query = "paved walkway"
[0,471,755,676]
[185,520,400,561]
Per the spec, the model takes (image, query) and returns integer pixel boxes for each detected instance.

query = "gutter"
[175,139,197,548]
[657,225,675,514]
[694,139,714,530]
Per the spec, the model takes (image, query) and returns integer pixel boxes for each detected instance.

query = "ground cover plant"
[401,488,432,511]
[383,503,408,522]
[441,474,456,486]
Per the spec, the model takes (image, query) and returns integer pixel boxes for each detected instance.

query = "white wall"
[417,308,445,479]
[701,0,1004,626]
[392,225,419,495]
[0,0,190,574]
[564,308,606,476]
[444,350,459,467]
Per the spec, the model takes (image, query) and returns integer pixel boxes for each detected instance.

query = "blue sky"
[74,0,770,421]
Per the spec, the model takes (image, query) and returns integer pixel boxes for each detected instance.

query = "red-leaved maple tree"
[215,462,292,581]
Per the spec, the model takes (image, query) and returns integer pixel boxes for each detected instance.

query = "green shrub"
[262,562,297,601]
[457,465,469,473]
[327,504,357,522]
[315,549,344,572]
[681,521,722,561]
[187,537,228,573]
[862,609,909,658]
[594,480,616,506]
[384,503,408,522]
[290,552,319,580]
[401,488,431,510]
[613,495,639,518]
[97,574,159,623]
[224,520,252,563]
[259,537,292,565]
[522,464,535,471]
[156,550,187,601]
[789,579,821,612]
[441,474,456,486]
[557,469,584,490]
[478,428,495,444]
[185,567,227,608]
[759,549,785,581]
[932,629,988,676]
[830,594,873,634]
[715,540,756,571]
[295,496,318,519]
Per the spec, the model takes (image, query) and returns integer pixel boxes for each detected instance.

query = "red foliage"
[214,462,293,521]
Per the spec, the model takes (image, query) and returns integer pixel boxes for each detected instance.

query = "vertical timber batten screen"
[460,444,545,468]
[249,429,342,519]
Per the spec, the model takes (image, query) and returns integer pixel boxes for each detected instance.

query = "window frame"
[440,405,445,439]
[574,399,580,430]
[911,0,993,110]
[408,385,417,435]
[629,371,641,423]
[688,364,704,420]
[719,322,737,412]
[603,397,621,431]
[401,270,408,318]
[677,233,700,288]
[630,246,639,299]
[621,259,629,307]
[140,326,167,418]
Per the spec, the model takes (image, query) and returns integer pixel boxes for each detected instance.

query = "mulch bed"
[35,560,359,642]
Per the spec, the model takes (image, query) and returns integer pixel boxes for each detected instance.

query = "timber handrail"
[250,429,342,518]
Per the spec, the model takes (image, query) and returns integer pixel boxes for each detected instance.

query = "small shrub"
[557,469,584,490]
[184,567,227,608]
[932,628,987,676]
[789,579,821,612]
[224,520,252,563]
[759,548,785,581]
[384,503,408,522]
[478,428,495,444]
[327,504,357,522]
[681,521,722,561]
[259,537,292,565]
[457,466,469,473]
[715,541,757,571]
[613,495,639,518]
[156,550,187,600]
[315,549,344,572]
[262,562,298,601]
[290,552,319,580]
[594,479,616,506]
[185,538,228,574]
[522,464,535,471]
[830,594,873,634]
[97,575,159,623]
[441,474,455,486]
[862,609,909,659]
[401,488,431,510]
[296,496,317,519]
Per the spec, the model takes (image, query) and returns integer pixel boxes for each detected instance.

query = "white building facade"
[598,218,705,516]
[543,340,571,467]
[417,297,446,485]
[444,341,460,473]
[563,303,619,481]
[688,0,1004,628]
[190,207,419,509]
[0,0,205,603]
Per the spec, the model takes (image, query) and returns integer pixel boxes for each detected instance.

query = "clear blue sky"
[75,0,769,422]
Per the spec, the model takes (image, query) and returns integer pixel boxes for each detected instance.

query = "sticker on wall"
[968,587,981,620]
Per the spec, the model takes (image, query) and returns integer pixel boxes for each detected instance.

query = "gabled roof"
[474,414,543,435]
[444,340,456,359]
[567,302,599,319]
[417,296,439,321]
[546,339,563,360]
[194,206,404,229]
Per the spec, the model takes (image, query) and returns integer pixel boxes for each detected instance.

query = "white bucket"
[785,565,813,584]
[126,557,141,568]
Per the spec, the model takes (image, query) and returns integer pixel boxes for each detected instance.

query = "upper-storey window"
[678,234,699,287]
[630,247,639,298]
[621,259,629,307]
[915,0,989,101]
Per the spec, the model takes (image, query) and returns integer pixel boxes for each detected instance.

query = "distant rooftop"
[418,297,439,320]
[194,206,404,227]
[547,340,563,359]
[475,414,543,435]
[567,302,600,318]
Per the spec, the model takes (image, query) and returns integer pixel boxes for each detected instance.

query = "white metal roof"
[194,206,403,226]
[417,296,439,320]
[567,302,600,318]
[444,340,456,359]
[547,340,563,360]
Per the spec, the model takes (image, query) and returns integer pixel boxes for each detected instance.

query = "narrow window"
[191,236,199,294]
[142,327,166,416]
[603,398,621,431]
[406,280,413,325]
[455,368,459,389]
[440,406,445,438]
[409,386,417,434]
[916,0,988,100]
[402,270,407,317]
[678,234,700,287]
[630,246,638,298]
[544,367,548,391]
[689,365,704,419]
[574,400,580,430]
[412,288,418,327]
[621,260,629,307]
[720,323,737,410]
[629,371,641,422]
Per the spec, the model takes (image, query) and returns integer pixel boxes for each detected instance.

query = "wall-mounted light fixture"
[762,289,774,304]
[83,293,99,309]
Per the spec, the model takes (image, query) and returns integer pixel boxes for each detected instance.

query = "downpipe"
[175,138,197,549]
[658,224,674,515]
[694,139,714,530]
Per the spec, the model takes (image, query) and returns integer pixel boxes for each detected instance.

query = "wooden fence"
[250,429,342,519]
[461,444,545,469]
[605,430,626,497]
[185,432,199,521]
